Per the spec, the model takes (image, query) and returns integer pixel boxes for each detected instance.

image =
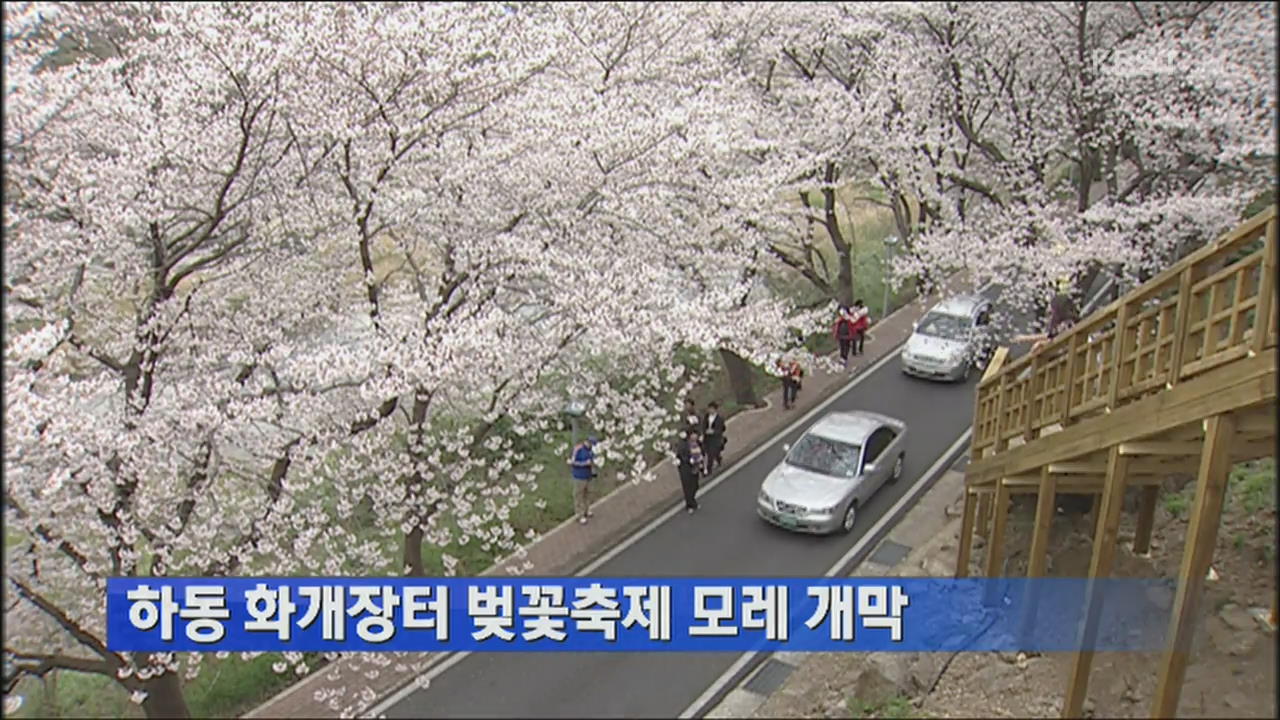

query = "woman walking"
[676,429,704,513]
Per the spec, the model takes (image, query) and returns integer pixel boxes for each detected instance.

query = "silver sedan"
[756,410,907,535]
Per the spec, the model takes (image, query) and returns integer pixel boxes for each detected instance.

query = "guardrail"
[971,206,1277,462]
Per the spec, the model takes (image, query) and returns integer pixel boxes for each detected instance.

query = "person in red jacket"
[776,357,804,410]
[833,306,858,370]
[849,299,870,356]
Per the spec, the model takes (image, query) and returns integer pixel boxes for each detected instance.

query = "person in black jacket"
[701,401,727,475]
[675,429,703,513]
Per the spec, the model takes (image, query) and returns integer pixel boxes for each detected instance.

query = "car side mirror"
[782,443,791,452]
[911,321,918,330]
[862,462,877,476]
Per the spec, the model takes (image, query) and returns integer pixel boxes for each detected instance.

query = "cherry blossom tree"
[707,1,1274,331]
[4,2,822,717]
[858,1,1277,324]
[4,2,337,716]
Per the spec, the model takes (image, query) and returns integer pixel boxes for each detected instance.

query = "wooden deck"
[953,206,1278,719]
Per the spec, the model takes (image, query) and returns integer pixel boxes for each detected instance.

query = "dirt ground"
[919,467,1277,719]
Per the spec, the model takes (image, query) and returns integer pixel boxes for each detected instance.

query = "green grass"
[1162,489,1191,519]
[847,694,921,719]
[771,183,916,317]
[1160,458,1274,523]
[1228,458,1275,513]
[8,653,330,720]
[9,672,136,719]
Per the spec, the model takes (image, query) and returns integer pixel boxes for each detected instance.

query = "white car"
[901,294,995,382]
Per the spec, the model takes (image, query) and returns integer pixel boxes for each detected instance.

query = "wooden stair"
[954,206,1278,719]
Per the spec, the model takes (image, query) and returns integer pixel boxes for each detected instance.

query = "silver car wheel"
[841,502,857,533]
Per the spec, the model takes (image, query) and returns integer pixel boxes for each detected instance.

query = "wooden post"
[956,488,978,578]
[1025,354,1044,440]
[1060,333,1080,426]
[1020,467,1058,640]
[984,479,1012,577]
[1253,219,1277,354]
[1167,265,1200,387]
[1133,485,1159,555]
[1027,467,1058,577]
[1151,414,1237,719]
[1091,493,1104,538]
[993,373,1011,452]
[976,492,992,539]
[1062,446,1130,718]
[1107,301,1134,409]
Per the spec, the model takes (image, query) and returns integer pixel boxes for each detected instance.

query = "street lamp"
[562,398,587,450]
[881,236,900,319]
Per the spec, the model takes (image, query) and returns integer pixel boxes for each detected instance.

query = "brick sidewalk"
[246,274,975,719]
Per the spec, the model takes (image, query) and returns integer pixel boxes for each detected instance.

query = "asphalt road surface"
[380,287,1027,719]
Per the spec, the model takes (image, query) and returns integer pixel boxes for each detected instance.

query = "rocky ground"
[755,461,1276,719]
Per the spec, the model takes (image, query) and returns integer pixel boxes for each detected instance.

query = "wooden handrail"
[971,206,1277,458]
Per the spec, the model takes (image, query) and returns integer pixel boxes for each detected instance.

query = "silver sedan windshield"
[784,434,861,478]
[916,312,969,341]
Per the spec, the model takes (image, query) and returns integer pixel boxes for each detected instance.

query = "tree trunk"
[141,670,190,719]
[403,526,426,576]
[835,249,854,308]
[818,162,853,308]
[718,349,762,408]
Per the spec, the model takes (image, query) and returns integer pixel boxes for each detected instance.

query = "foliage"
[1228,458,1275,514]
[707,1,1277,332]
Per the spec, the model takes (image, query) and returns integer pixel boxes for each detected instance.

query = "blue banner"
[106,577,1174,653]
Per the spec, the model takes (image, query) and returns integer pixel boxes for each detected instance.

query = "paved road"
[383,286,1016,719]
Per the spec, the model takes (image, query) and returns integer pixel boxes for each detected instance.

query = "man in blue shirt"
[569,436,598,525]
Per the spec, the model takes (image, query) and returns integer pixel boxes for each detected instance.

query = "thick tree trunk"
[403,526,426,576]
[835,249,854,308]
[718,348,762,408]
[141,670,190,719]
[818,162,854,308]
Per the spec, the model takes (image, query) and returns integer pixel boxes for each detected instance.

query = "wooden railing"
[971,206,1277,462]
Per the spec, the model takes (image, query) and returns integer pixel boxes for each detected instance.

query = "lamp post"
[881,236,899,319]
[562,399,587,450]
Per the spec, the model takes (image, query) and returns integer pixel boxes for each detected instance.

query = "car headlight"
[758,489,772,504]
[816,505,839,514]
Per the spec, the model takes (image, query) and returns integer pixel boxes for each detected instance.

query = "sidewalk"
[246,274,975,719]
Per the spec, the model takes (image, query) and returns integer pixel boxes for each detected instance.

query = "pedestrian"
[833,307,858,370]
[776,357,804,410]
[682,396,701,438]
[1013,291,1079,354]
[675,428,703,513]
[567,436,598,525]
[850,299,870,356]
[701,401,726,475]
